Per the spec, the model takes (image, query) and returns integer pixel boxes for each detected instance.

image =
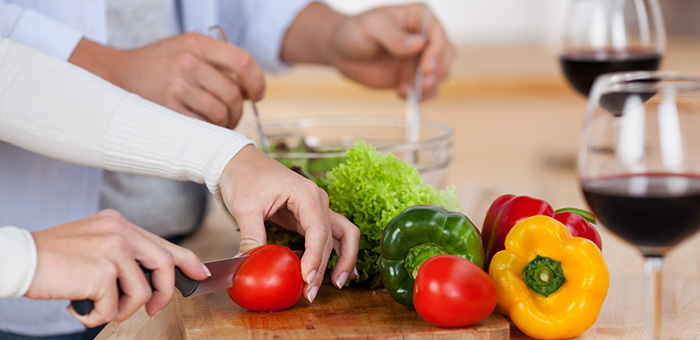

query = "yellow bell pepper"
[488,215,609,339]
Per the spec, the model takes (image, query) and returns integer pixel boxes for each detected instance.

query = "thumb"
[234,213,267,254]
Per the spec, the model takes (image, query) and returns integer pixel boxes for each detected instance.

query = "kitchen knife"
[71,250,303,316]
[71,254,249,316]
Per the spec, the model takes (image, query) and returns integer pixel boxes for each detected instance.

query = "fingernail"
[202,263,212,277]
[424,74,436,88]
[404,35,423,47]
[352,267,359,278]
[306,285,319,303]
[306,269,317,284]
[334,272,349,289]
[151,309,163,320]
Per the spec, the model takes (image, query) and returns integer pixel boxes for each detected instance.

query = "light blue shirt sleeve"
[181,0,315,72]
[229,0,315,72]
[0,1,83,60]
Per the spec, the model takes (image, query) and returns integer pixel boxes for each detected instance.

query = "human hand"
[26,210,209,327]
[219,145,360,303]
[282,3,454,100]
[69,33,265,129]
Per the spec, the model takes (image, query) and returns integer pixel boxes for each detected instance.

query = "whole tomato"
[226,244,303,311]
[413,255,497,328]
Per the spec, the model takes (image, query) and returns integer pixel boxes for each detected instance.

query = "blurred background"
[251,0,700,187]
[195,0,700,251]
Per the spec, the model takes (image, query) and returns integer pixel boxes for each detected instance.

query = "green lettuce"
[316,141,461,284]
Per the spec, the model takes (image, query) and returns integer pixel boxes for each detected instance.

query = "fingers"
[68,276,120,328]
[130,226,209,315]
[146,234,210,282]
[328,212,360,289]
[112,221,173,318]
[231,208,268,254]
[419,21,454,98]
[186,62,246,129]
[362,13,425,58]
[196,35,266,101]
[168,78,230,127]
[287,190,333,303]
[113,256,153,321]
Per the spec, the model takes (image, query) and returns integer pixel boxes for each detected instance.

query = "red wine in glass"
[560,49,662,97]
[582,173,700,256]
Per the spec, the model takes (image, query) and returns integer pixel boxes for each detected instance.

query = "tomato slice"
[226,244,303,311]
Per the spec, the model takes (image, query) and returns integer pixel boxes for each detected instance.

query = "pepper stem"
[523,255,567,297]
[404,243,448,279]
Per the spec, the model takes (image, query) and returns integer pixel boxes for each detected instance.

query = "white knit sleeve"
[0,226,37,298]
[0,38,253,196]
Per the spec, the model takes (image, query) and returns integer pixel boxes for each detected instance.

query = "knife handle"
[71,266,199,316]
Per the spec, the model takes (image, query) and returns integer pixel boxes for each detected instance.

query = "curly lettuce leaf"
[319,141,460,283]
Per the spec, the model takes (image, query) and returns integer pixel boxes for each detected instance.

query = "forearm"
[280,2,345,66]
[0,38,252,195]
[0,226,37,298]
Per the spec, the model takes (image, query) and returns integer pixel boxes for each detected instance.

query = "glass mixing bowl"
[237,116,453,188]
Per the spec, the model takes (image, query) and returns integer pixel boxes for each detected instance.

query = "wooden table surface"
[95,40,700,340]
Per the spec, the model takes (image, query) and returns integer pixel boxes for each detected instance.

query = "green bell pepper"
[379,205,485,307]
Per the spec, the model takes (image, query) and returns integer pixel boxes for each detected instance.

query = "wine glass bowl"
[578,71,700,339]
[560,0,666,96]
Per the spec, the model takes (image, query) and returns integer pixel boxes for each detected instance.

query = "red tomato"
[413,254,497,328]
[226,245,303,311]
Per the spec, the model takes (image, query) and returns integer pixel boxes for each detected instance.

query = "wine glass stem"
[644,256,663,340]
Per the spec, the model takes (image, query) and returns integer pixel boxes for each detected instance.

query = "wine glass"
[560,0,666,97]
[579,71,700,340]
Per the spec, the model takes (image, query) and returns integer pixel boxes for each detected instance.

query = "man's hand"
[69,33,265,129]
[219,145,360,303]
[282,3,455,100]
[26,210,209,327]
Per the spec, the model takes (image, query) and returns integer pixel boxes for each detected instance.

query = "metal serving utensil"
[208,25,270,153]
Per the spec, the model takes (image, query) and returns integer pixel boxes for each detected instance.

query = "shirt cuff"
[239,0,316,72]
[102,94,255,196]
[8,8,83,61]
[0,226,38,298]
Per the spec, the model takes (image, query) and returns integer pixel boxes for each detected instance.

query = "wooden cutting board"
[177,285,509,339]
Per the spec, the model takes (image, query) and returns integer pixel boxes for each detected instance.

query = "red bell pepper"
[481,194,603,268]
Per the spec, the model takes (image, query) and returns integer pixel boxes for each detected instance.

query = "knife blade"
[192,249,302,297]
[71,250,303,315]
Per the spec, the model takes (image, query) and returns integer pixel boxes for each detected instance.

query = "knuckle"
[166,78,190,96]
[173,52,200,73]
[133,286,153,306]
[97,262,119,281]
[180,32,206,47]
[231,203,256,218]
[236,52,255,72]
[160,251,175,269]
[102,234,128,254]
